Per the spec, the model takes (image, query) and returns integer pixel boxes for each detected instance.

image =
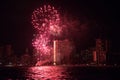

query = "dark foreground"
[0,66,120,80]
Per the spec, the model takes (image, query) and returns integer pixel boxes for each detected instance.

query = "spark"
[31,5,62,61]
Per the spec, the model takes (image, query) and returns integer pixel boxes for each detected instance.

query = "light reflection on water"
[0,66,119,80]
[27,66,70,80]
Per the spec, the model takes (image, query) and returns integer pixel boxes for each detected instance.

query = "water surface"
[0,66,119,80]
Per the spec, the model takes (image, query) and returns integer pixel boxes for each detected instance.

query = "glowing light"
[28,66,68,79]
[53,40,57,65]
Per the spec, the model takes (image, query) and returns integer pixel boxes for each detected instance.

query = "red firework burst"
[31,5,62,61]
[32,5,60,33]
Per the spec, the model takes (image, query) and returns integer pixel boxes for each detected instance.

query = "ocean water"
[0,66,120,80]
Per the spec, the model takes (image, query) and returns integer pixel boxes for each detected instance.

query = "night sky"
[0,0,120,55]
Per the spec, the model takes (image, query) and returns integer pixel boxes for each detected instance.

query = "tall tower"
[53,40,57,65]
[96,39,108,64]
[53,40,62,65]
[53,39,73,65]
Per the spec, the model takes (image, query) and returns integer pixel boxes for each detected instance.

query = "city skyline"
[0,0,120,55]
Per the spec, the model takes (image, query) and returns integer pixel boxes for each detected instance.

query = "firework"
[31,4,79,63]
[32,5,61,35]
[32,5,62,61]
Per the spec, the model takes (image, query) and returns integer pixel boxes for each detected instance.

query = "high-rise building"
[93,50,97,62]
[5,45,12,57]
[0,46,4,62]
[53,39,73,65]
[96,39,108,64]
